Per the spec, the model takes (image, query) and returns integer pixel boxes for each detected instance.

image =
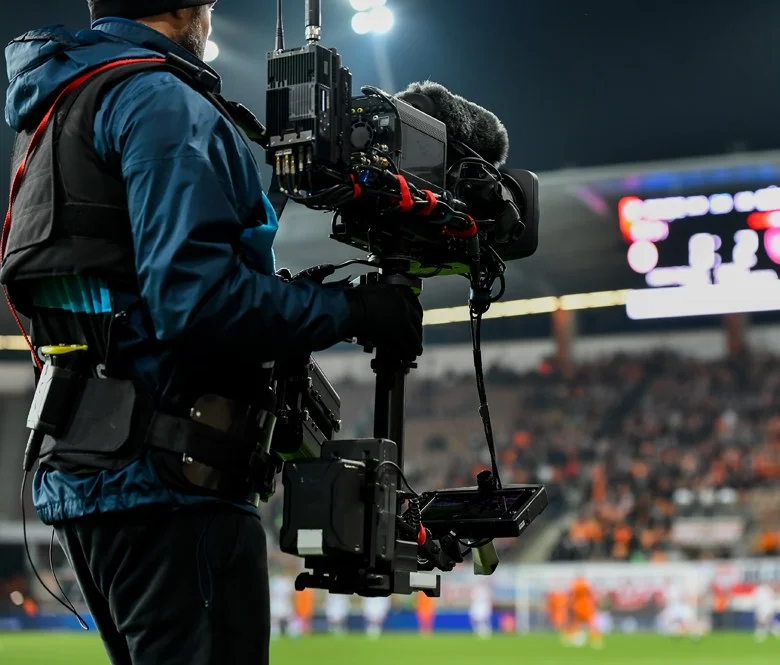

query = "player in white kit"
[753,584,778,642]
[326,593,351,635]
[469,581,493,638]
[362,596,391,638]
[269,575,295,638]
[661,584,696,638]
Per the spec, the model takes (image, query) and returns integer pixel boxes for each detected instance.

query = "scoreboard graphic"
[617,186,780,319]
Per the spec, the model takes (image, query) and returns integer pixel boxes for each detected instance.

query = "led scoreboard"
[618,186,780,319]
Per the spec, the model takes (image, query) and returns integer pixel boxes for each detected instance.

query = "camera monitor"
[419,485,548,540]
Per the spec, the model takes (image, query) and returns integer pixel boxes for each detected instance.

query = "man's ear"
[167,8,193,28]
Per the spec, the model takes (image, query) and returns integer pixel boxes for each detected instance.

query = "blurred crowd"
[263,350,780,564]
[547,351,780,562]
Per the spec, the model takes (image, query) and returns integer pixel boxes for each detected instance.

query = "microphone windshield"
[395,81,509,168]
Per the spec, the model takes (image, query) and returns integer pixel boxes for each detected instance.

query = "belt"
[31,369,276,499]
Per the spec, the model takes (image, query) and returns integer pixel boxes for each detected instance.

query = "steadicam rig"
[262,0,547,597]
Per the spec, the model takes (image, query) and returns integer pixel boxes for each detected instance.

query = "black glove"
[343,284,423,359]
[276,264,337,284]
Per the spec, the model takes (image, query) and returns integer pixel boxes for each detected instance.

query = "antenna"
[275,0,285,51]
[305,0,321,43]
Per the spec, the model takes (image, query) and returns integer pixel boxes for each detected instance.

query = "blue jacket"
[4,19,351,524]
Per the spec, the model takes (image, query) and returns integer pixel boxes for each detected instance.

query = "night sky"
[2,0,779,189]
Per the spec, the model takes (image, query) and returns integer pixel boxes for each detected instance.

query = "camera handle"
[372,345,413,469]
[358,259,422,470]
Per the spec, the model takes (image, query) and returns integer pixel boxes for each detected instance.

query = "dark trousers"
[55,504,270,665]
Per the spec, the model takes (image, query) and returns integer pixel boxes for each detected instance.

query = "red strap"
[419,190,438,216]
[444,215,478,239]
[396,175,414,213]
[1,57,165,369]
[349,174,362,199]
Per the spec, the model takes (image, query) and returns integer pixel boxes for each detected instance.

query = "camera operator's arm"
[96,71,351,354]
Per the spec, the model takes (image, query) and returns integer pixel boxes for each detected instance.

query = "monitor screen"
[421,489,537,523]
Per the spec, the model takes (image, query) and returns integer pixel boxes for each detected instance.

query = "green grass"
[0,632,778,665]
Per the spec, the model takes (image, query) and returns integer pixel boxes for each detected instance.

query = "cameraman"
[1,2,422,664]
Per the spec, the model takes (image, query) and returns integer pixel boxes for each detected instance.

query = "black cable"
[476,248,506,303]
[332,258,375,271]
[375,460,419,497]
[469,310,502,489]
[447,154,501,182]
[21,471,89,630]
[286,173,297,195]
[408,266,445,279]
[361,85,394,105]
[447,141,500,174]
[48,529,79,615]
[491,274,506,302]
[368,148,400,174]
[404,497,422,531]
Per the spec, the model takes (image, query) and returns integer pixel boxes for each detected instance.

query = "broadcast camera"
[261,0,548,597]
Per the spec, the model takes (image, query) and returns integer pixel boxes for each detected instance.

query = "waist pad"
[40,377,145,474]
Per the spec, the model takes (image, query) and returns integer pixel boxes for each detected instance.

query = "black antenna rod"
[305,0,321,43]
[275,0,285,51]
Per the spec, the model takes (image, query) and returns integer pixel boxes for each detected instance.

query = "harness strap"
[1,58,166,370]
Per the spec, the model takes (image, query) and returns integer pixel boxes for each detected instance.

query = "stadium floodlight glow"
[351,11,373,34]
[351,5,394,35]
[368,6,394,34]
[350,0,386,10]
[204,40,220,63]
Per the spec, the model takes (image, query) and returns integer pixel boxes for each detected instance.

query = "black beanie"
[90,0,213,21]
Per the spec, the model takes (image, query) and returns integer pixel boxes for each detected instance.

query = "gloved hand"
[343,284,423,359]
[276,264,337,284]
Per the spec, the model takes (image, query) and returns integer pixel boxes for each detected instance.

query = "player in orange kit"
[567,576,603,649]
[546,588,569,641]
[415,593,437,636]
[292,588,315,636]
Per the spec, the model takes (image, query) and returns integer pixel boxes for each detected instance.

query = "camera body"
[348,94,448,192]
[265,43,539,275]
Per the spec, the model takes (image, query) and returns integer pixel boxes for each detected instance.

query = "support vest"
[0,59,179,313]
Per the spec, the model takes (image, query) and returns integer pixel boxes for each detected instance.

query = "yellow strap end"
[40,344,89,356]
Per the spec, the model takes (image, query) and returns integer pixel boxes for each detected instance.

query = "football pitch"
[0,633,778,665]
